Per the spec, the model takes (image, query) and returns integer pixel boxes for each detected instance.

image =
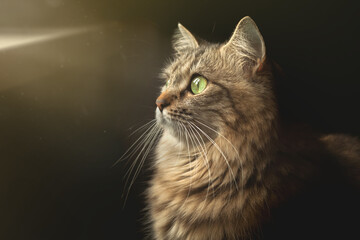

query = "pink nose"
[155,98,169,112]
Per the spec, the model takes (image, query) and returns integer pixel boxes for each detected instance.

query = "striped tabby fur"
[145,16,360,239]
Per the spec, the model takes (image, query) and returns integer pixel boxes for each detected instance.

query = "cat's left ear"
[172,23,199,53]
[222,16,266,73]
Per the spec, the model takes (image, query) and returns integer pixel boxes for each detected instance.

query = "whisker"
[123,123,158,180]
[188,121,239,191]
[113,120,157,167]
[129,119,157,137]
[194,119,240,157]
[187,122,215,203]
[127,126,162,193]
[179,122,195,208]
[194,119,244,191]
[119,120,162,207]
[175,122,183,162]
[129,126,162,185]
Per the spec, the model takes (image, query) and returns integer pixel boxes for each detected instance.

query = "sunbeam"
[0,26,98,51]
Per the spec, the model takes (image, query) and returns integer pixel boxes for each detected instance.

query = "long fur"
[145,16,360,239]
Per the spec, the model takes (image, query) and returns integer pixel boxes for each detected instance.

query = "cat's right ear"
[221,16,266,73]
[172,23,199,53]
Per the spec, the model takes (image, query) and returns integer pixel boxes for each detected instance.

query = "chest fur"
[146,137,269,240]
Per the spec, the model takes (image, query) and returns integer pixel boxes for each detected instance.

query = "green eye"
[191,76,207,94]
[165,79,170,87]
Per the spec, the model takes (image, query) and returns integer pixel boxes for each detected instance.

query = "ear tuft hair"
[222,16,266,72]
[172,23,199,53]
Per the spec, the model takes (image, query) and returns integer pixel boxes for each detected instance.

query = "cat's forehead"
[163,45,220,84]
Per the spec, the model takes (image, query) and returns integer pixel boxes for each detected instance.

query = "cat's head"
[155,16,277,145]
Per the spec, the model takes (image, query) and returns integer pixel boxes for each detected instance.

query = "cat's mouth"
[155,107,170,125]
[155,107,182,139]
[156,107,193,127]
[155,107,216,146]
[156,107,183,129]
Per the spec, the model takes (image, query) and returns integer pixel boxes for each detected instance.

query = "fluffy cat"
[145,16,360,239]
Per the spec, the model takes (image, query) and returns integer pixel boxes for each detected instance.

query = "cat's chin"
[155,108,218,147]
[155,108,182,140]
[155,107,168,126]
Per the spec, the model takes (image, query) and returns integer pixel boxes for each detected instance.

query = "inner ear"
[222,16,266,72]
[172,23,199,53]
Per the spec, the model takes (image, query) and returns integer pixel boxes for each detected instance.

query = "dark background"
[1,0,359,239]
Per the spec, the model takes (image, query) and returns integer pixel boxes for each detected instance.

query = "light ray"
[0,26,98,51]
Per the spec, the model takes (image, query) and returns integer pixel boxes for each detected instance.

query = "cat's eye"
[165,79,170,87]
[191,76,207,94]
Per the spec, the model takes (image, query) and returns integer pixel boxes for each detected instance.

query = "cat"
[144,16,360,239]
